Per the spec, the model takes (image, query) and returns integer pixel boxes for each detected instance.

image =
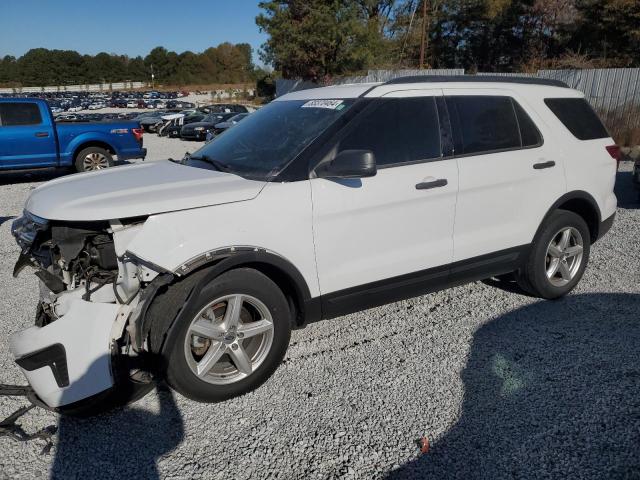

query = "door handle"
[34,132,49,138]
[415,178,448,190]
[533,160,555,169]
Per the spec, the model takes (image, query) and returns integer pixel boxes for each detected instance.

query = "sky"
[0,0,269,65]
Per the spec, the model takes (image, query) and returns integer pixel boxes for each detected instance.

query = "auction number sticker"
[301,99,344,109]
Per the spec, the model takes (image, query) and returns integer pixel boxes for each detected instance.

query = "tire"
[516,209,591,299]
[74,146,114,172]
[157,268,292,403]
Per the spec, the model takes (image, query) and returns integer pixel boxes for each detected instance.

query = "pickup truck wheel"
[159,268,292,403]
[75,146,114,172]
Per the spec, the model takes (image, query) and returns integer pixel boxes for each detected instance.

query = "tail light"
[605,145,622,170]
[132,127,144,143]
[605,145,621,160]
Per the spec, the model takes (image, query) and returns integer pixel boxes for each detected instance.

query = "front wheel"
[517,210,590,299]
[158,268,292,403]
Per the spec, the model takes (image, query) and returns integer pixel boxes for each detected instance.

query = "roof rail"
[382,75,569,88]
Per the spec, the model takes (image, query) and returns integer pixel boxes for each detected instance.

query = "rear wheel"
[74,146,114,172]
[157,268,292,403]
[517,210,590,299]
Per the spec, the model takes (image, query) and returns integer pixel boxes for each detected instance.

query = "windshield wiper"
[188,155,231,172]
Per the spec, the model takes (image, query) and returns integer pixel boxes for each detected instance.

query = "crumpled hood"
[26,161,265,221]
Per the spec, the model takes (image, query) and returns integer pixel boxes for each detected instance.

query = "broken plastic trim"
[15,343,69,388]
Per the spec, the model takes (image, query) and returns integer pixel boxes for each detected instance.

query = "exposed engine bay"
[10,211,163,410]
[13,214,152,321]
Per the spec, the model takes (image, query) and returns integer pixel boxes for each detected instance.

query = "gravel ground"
[0,149,638,479]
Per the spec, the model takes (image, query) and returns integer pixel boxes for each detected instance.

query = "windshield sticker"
[301,99,344,109]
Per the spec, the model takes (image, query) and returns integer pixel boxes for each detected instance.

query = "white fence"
[0,81,148,94]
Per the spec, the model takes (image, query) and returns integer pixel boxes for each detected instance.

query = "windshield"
[184,99,354,180]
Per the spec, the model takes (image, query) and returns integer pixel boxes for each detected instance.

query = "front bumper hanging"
[10,299,119,408]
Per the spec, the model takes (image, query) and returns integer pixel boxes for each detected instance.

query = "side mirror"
[316,150,377,179]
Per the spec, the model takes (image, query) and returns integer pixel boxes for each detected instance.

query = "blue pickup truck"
[0,98,146,172]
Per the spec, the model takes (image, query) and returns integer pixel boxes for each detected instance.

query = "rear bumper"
[118,147,147,161]
[9,300,117,408]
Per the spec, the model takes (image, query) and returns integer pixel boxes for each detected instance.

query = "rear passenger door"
[311,91,459,316]
[0,102,57,169]
[443,89,565,262]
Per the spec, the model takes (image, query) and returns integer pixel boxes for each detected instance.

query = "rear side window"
[446,96,521,155]
[337,97,441,167]
[544,98,609,140]
[446,96,543,155]
[0,103,42,126]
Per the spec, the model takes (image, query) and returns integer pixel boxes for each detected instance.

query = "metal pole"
[419,0,427,69]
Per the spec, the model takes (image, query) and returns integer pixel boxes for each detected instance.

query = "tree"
[570,0,640,66]
[0,55,18,85]
[256,0,379,81]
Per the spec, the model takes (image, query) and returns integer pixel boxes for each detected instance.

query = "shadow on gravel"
[0,168,69,186]
[51,384,184,479]
[388,293,640,480]
[0,216,16,227]
[614,169,639,209]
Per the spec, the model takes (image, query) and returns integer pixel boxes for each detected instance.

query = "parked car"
[88,102,105,110]
[7,77,617,415]
[198,103,248,114]
[0,98,146,172]
[180,112,237,140]
[160,113,205,138]
[55,113,80,122]
[139,111,167,132]
[206,113,249,140]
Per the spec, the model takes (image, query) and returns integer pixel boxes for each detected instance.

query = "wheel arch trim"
[537,190,602,242]
[134,247,318,351]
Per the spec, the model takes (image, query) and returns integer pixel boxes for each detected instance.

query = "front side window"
[0,103,42,126]
[185,99,354,180]
[446,96,521,155]
[335,97,441,167]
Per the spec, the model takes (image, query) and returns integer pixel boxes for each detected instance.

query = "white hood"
[26,161,265,221]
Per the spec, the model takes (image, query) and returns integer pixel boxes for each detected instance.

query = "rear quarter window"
[0,103,42,126]
[544,98,609,140]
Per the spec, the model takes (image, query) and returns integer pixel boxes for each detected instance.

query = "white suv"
[10,76,617,414]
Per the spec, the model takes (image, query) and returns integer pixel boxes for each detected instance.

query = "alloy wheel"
[83,152,109,171]
[183,294,274,385]
[544,226,584,287]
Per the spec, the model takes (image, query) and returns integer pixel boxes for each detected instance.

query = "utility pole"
[419,0,427,69]
[150,64,155,90]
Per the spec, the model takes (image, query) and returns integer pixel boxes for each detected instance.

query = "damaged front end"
[10,212,170,410]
